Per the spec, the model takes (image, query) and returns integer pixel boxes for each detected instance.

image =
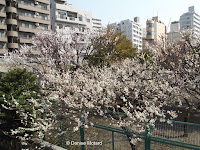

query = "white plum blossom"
[3,29,200,146]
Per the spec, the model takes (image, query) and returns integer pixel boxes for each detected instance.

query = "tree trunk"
[121,127,136,150]
[183,98,192,137]
[183,107,191,137]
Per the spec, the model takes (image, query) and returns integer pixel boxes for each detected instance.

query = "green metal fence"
[150,119,200,150]
[80,111,200,150]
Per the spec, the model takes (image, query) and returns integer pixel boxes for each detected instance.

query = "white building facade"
[170,21,180,32]
[167,21,182,42]
[113,18,143,51]
[92,18,102,30]
[179,6,200,35]
[50,0,102,32]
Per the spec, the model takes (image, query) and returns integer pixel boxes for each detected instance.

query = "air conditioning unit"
[35,12,39,16]
[35,1,38,5]
[35,23,39,27]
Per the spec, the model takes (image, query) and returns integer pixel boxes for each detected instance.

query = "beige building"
[0,0,50,55]
[146,16,166,44]
[50,0,102,32]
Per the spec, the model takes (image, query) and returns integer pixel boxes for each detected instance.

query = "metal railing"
[79,110,200,150]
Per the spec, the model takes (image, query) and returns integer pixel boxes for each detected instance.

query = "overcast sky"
[67,0,200,31]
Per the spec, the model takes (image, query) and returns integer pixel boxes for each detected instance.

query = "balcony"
[18,15,50,25]
[18,15,35,22]
[8,43,19,49]
[0,1,5,5]
[19,27,36,33]
[19,38,32,44]
[6,19,17,25]
[146,27,154,31]
[18,3,49,15]
[18,26,46,33]
[0,24,7,30]
[36,0,49,4]
[56,16,87,26]
[146,20,154,24]
[0,36,7,42]
[0,49,8,55]
[147,35,154,40]
[6,6,17,13]
[7,31,18,37]
[0,12,6,18]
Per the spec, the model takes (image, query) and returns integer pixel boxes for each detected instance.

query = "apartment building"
[180,6,200,35]
[92,18,102,30]
[146,16,166,44]
[0,1,7,55]
[50,0,102,32]
[0,0,51,55]
[111,17,143,51]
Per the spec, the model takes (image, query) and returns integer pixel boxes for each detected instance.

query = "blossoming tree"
[152,31,200,123]
[4,28,200,146]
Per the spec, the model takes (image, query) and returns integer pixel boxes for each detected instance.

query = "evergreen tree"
[0,68,41,138]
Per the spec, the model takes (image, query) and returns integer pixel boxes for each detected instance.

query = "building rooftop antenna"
[167,18,171,33]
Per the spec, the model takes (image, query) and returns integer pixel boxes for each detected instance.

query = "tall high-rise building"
[179,6,200,35]
[0,0,51,55]
[111,17,143,51]
[146,16,166,44]
[50,0,102,32]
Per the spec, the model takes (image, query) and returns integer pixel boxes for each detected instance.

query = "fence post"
[42,99,47,141]
[112,131,115,150]
[80,113,85,150]
[60,115,65,148]
[145,123,152,150]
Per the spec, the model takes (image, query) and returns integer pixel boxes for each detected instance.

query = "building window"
[79,27,85,32]
[20,0,34,6]
[20,0,24,4]
[41,24,48,30]
[67,12,77,18]
[147,23,153,27]
[21,22,35,29]
[86,18,90,23]
[69,17,75,21]
[0,43,3,49]
[20,11,34,17]
[41,3,47,10]
[57,24,63,29]
[58,12,66,19]
[147,31,153,35]
[79,17,83,21]
[29,24,34,29]
[41,14,48,20]
[0,32,3,37]
[21,34,34,39]
[22,23,26,27]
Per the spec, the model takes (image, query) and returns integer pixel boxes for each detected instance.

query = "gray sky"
[67,0,200,31]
